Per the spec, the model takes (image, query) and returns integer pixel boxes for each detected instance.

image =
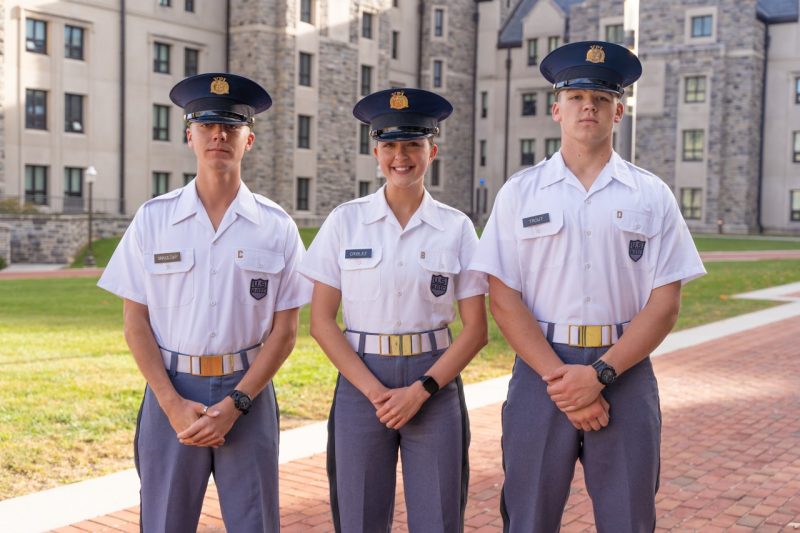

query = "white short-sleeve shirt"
[299,185,488,334]
[98,180,312,355]
[470,151,706,325]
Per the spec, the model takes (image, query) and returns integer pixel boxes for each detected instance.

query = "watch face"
[237,394,252,410]
[600,368,616,385]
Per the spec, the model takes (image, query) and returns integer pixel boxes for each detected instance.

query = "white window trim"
[598,15,624,43]
[431,5,447,41]
[684,6,717,45]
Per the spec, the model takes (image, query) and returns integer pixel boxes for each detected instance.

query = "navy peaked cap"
[170,73,272,125]
[540,41,642,96]
[353,88,453,141]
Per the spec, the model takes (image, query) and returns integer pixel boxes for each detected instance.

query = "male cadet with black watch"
[469,42,706,532]
[98,73,311,532]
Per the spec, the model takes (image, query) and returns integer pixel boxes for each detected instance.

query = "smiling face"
[186,122,255,174]
[373,137,438,192]
[552,89,624,148]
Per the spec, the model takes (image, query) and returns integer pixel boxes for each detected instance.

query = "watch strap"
[418,375,440,396]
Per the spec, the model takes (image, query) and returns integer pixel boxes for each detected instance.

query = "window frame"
[65,93,85,133]
[521,92,537,116]
[152,172,170,198]
[433,7,446,39]
[362,11,374,39]
[432,59,444,89]
[358,180,371,198]
[604,23,624,45]
[64,167,84,198]
[300,0,314,24]
[546,91,555,116]
[25,165,49,205]
[296,177,311,211]
[391,31,399,60]
[682,129,704,162]
[520,139,535,165]
[25,89,48,130]
[795,77,800,105]
[480,91,488,119]
[545,138,560,158]
[64,25,84,60]
[479,140,486,167]
[684,75,706,103]
[184,47,199,77]
[297,115,312,149]
[361,65,373,96]
[299,52,313,87]
[359,124,371,155]
[527,38,538,66]
[429,159,442,188]
[691,15,713,38]
[26,18,48,54]
[547,36,560,53]
[152,104,170,141]
[153,42,171,74]
[793,131,800,163]
[680,187,703,220]
[791,189,800,222]
[185,0,195,12]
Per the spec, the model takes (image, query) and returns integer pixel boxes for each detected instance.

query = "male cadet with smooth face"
[98,73,311,532]
[469,42,706,532]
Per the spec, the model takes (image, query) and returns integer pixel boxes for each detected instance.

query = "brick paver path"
[51,315,800,532]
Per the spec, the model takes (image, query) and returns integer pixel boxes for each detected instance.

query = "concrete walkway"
[0,281,799,531]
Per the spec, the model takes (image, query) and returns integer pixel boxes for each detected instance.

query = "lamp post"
[84,165,97,267]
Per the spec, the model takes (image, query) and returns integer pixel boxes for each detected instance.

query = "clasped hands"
[165,396,241,448]
[543,364,610,432]
[368,381,431,430]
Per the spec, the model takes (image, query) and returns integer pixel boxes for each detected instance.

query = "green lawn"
[3,258,800,498]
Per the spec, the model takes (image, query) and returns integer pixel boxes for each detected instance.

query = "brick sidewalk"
[53,316,800,532]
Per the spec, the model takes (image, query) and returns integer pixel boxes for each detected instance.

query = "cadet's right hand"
[565,395,610,432]
[163,398,207,436]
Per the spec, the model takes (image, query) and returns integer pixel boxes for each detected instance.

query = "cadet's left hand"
[177,397,241,448]
[543,364,604,412]
[374,382,431,430]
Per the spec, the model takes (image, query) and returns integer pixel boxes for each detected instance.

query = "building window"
[682,130,704,161]
[479,140,486,167]
[362,12,373,39]
[185,0,195,12]
[684,76,706,103]
[545,138,560,158]
[795,77,800,104]
[430,159,441,187]
[65,94,84,133]
[153,42,170,73]
[64,167,83,210]
[392,31,399,60]
[153,105,170,141]
[521,139,535,165]
[680,188,702,220]
[433,8,445,38]
[605,24,624,45]
[159,0,171,6]
[64,25,84,60]
[25,165,49,205]
[297,115,311,148]
[361,65,373,96]
[184,48,199,77]
[433,60,443,88]
[691,15,713,38]
[522,93,536,116]
[296,177,310,210]
[359,124,371,155]
[152,172,169,197]
[794,132,800,162]
[26,19,47,54]
[393,0,399,6]
[547,36,560,52]
[546,91,555,116]
[480,91,488,118]
[183,173,194,185]
[527,38,538,65]
[358,181,371,197]
[299,52,312,86]
[300,0,313,23]
[791,190,800,221]
[25,89,47,130]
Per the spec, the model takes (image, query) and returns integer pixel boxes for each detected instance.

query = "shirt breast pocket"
[338,246,382,302]
[612,209,658,270]
[143,249,195,308]
[234,248,286,306]
[418,250,461,304]
[515,209,567,271]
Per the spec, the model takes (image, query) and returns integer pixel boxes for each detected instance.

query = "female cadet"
[299,88,488,532]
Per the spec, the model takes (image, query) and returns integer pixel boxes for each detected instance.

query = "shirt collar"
[539,150,637,190]
[608,151,637,189]
[231,180,260,224]
[362,185,444,231]
[170,179,260,225]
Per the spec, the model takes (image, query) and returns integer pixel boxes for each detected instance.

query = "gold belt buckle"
[568,325,611,348]
[190,354,235,376]
[379,334,423,356]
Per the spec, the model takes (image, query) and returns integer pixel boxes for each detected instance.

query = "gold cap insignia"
[389,91,409,110]
[210,76,230,95]
[586,45,605,64]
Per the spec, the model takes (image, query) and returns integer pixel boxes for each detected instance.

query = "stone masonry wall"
[0,224,10,266]
[569,0,623,42]
[637,0,764,232]
[0,214,130,264]
[0,0,5,197]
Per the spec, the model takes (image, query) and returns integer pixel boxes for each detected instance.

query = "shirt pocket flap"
[613,209,658,238]
[338,246,383,270]
[515,209,564,239]
[418,250,461,274]
[144,249,195,274]
[235,248,285,274]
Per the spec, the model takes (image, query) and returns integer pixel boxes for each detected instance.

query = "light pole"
[84,165,97,267]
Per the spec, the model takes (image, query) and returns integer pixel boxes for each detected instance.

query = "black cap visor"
[371,126,439,141]
[554,78,624,96]
[183,97,254,124]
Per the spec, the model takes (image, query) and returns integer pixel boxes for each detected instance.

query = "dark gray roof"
[757,0,799,23]
[498,0,585,48]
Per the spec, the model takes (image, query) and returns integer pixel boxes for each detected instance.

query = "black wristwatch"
[591,359,617,386]
[229,390,253,415]
[418,375,440,396]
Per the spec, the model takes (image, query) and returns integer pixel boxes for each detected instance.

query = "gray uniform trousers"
[327,347,470,533]
[500,344,661,533]
[135,368,280,533]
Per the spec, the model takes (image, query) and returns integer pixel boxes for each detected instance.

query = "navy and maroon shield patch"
[430,275,449,297]
[250,279,268,300]
[629,240,646,262]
